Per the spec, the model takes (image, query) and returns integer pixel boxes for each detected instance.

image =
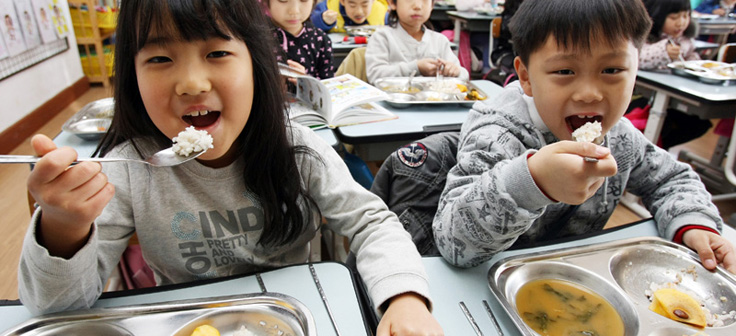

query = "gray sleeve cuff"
[499,150,556,211]
[663,213,721,241]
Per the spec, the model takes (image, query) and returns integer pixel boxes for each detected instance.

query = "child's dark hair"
[97,0,318,248]
[387,0,435,29]
[510,0,652,66]
[642,0,696,43]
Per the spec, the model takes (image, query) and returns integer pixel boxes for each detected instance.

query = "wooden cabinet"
[68,0,116,88]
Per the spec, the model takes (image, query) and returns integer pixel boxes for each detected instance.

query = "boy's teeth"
[187,110,209,116]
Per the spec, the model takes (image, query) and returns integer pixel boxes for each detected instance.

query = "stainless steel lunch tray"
[668,61,736,86]
[374,77,488,108]
[344,25,379,37]
[488,237,736,336]
[1,292,316,336]
[61,97,114,141]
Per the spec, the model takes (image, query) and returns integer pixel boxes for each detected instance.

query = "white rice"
[172,126,214,157]
[232,325,257,336]
[572,121,602,143]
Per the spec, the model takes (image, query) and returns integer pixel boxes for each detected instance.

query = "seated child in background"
[639,0,711,149]
[267,0,335,79]
[695,0,736,16]
[366,0,469,84]
[19,1,444,334]
[640,0,700,71]
[432,0,736,273]
[311,0,389,33]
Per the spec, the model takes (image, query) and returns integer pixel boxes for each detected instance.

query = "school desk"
[3,219,734,335]
[622,70,736,217]
[330,33,363,70]
[333,79,504,161]
[696,16,736,46]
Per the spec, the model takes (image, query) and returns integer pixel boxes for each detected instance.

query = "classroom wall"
[0,0,83,134]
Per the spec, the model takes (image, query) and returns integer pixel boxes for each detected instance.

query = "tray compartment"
[172,305,306,336]
[61,97,114,140]
[493,260,639,336]
[610,245,736,327]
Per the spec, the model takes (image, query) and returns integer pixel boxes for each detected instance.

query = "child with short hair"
[640,0,700,71]
[695,0,736,16]
[18,1,443,334]
[365,0,469,84]
[267,0,335,79]
[433,0,736,273]
[311,0,389,33]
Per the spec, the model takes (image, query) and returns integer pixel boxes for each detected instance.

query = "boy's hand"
[666,43,681,61]
[528,141,617,204]
[27,134,114,258]
[714,8,727,16]
[376,292,443,336]
[322,9,338,25]
[682,229,736,274]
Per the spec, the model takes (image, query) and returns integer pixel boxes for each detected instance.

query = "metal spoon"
[404,69,417,92]
[0,147,207,167]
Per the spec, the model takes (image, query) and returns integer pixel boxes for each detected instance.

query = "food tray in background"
[373,77,488,108]
[344,25,379,37]
[488,237,736,336]
[1,292,316,336]
[668,60,736,86]
[61,98,114,141]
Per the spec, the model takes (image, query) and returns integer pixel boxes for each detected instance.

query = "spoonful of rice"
[0,126,213,167]
[572,121,603,163]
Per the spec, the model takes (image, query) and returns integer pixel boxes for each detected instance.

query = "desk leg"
[621,90,670,218]
[453,19,461,56]
[642,89,670,143]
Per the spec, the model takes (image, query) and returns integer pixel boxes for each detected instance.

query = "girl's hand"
[682,229,736,274]
[322,9,338,25]
[417,58,441,76]
[27,134,114,258]
[285,60,306,84]
[438,60,461,77]
[376,292,444,336]
[527,141,617,205]
[666,43,682,61]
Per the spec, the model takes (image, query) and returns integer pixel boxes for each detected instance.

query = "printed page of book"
[321,74,389,121]
[328,102,397,128]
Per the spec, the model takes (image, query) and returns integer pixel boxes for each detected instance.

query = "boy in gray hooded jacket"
[433,0,736,273]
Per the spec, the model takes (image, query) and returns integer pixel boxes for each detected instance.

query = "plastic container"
[79,46,114,77]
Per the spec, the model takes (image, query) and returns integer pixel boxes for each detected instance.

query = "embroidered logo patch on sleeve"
[397,142,429,168]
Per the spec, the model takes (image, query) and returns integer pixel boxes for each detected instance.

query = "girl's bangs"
[133,0,232,51]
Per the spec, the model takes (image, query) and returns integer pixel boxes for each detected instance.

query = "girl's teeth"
[188,110,209,116]
[576,115,596,118]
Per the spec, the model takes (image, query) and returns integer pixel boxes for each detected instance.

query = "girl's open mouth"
[183,111,221,128]
[566,115,602,133]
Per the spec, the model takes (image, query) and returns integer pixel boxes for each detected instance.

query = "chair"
[370,132,460,256]
[717,42,736,63]
[335,47,367,82]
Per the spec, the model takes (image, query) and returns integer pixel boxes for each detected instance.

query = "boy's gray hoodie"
[433,82,723,267]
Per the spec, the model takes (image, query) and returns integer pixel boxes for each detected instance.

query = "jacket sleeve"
[432,105,555,268]
[622,120,723,240]
[310,2,335,32]
[293,126,432,314]
[18,161,134,315]
[366,28,418,84]
[639,39,672,70]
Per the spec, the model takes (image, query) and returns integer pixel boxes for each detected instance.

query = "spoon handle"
[0,155,131,165]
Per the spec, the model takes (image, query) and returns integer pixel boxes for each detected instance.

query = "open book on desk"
[281,69,396,128]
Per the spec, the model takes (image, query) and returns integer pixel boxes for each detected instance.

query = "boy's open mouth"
[566,115,602,133]
[183,110,220,128]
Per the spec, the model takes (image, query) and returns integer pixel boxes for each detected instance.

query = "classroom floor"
[0,85,733,301]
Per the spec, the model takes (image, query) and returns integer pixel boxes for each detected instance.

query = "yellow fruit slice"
[649,288,706,328]
[191,324,221,336]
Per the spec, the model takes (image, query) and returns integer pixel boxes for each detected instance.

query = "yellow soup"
[515,279,625,336]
